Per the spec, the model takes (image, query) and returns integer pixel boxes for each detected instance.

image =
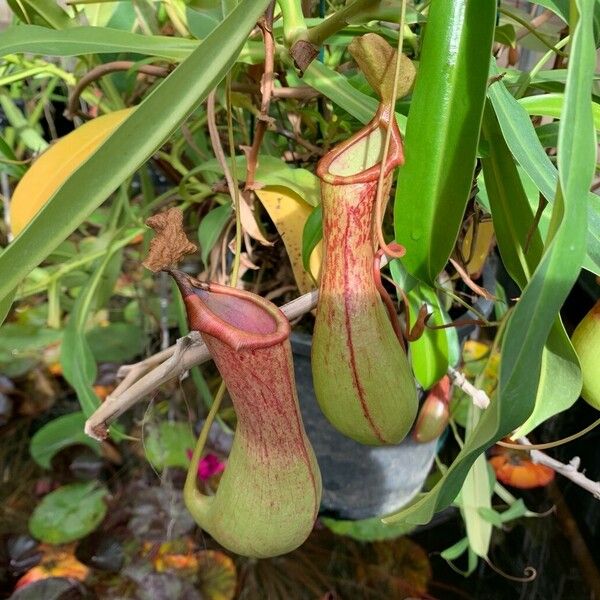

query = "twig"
[85,332,204,439]
[84,289,318,439]
[449,373,600,499]
[449,257,496,301]
[231,83,319,100]
[245,3,276,190]
[67,60,170,118]
[522,437,600,500]
[448,366,491,409]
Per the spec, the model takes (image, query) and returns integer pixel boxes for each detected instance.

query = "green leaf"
[457,405,492,559]
[407,284,451,389]
[478,507,503,528]
[301,205,322,275]
[7,0,73,29]
[86,322,146,363]
[197,155,320,205]
[321,515,413,542]
[513,323,581,438]
[389,257,418,295]
[144,421,196,470]
[303,60,378,125]
[481,103,581,438]
[487,66,600,275]
[0,25,199,60]
[198,203,232,265]
[394,0,497,284]
[531,0,568,22]
[481,101,543,289]
[0,136,26,178]
[0,0,272,307]
[384,0,594,527]
[557,1,597,210]
[30,411,101,470]
[0,322,62,376]
[496,498,528,522]
[60,244,123,422]
[535,122,560,148]
[494,23,516,47]
[518,92,600,131]
[186,6,221,38]
[440,537,469,561]
[0,93,48,153]
[29,482,108,544]
[0,288,16,326]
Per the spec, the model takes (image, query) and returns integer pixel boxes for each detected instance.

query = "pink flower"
[185,451,226,481]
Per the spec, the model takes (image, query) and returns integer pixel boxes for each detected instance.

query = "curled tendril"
[485,559,537,583]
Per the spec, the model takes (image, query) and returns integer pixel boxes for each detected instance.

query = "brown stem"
[67,60,170,118]
[245,3,276,190]
[207,90,237,206]
[232,83,320,99]
[449,257,496,300]
[524,193,548,255]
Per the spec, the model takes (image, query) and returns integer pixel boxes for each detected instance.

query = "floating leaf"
[29,483,108,544]
[30,412,101,470]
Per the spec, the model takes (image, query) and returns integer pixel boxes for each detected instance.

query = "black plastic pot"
[292,332,438,520]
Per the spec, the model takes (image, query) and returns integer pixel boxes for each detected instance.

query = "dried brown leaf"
[143,208,197,272]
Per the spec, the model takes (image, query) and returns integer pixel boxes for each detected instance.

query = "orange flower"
[489,453,554,489]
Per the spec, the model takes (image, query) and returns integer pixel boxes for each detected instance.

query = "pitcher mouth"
[169,270,290,351]
[316,104,404,185]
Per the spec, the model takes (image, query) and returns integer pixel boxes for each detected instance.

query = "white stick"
[520,437,600,500]
[447,365,491,409]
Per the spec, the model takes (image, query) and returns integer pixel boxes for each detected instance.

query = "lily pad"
[29,482,108,544]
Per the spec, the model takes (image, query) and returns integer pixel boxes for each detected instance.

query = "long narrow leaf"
[488,66,600,275]
[0,25,199,60]
[481,102,581,438]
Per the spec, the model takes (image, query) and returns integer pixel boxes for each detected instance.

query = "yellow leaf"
[10,108,134,236]
[460,219,495,277]
[256,186,322,294]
